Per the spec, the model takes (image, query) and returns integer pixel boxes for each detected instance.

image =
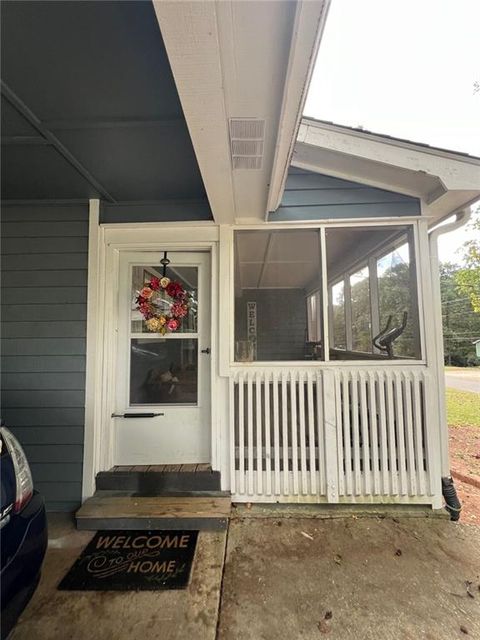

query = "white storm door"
[115,251,211,465]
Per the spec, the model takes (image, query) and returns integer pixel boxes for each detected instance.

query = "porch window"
[327,225,421,360]
[234,229,322,361]
[330,281,346,349]
[233,224,421,363]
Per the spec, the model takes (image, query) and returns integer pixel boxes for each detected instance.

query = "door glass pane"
[130,339,198,405]
[131,265,198,334]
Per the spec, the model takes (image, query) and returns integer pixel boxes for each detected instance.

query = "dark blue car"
[1,426,48,639]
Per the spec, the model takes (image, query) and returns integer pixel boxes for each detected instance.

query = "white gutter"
[428,207,472,477]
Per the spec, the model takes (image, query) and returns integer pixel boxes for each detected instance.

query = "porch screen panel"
[326,225,421,361]
[234,230,323,362]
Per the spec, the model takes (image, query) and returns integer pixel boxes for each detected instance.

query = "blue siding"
[270,169,421,221]
[1,204,88,512]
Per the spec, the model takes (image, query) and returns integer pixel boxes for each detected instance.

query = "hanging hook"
[160,251,170,278]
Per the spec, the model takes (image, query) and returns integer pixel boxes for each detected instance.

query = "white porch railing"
[229,366,440,505]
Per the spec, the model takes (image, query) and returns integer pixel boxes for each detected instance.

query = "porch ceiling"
[0,1,211,217]
[234,226,403,291]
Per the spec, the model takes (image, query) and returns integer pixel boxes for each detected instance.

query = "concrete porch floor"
[9,510,480,640]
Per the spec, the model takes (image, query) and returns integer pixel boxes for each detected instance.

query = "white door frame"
[82,204,221,499]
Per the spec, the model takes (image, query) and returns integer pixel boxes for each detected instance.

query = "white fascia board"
[266,0,331,216]
[292,141,443,198]
[152,1,236,224]
[299,119,480,191]
[155,1,331,225]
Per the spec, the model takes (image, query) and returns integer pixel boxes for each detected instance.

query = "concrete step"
[95,468,221,493]
[76,494,231,531]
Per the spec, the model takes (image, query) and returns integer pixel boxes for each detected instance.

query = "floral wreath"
[135,276,190,334]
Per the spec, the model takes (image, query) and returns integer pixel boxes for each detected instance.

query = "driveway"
[445,369,480,394]
[10,510,480,640]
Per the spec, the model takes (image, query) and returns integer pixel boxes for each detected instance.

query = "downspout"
[428,207,471,519]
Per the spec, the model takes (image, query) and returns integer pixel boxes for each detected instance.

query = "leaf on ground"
[460,625,469,635]
[301,531,314,540]
[395,549,402,556]
[334,554,342,565]
[317,620,331,634]
[324,611,333,620]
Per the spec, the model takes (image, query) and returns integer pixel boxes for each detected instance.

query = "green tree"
[454,208,480,313]
[441,262,480,366]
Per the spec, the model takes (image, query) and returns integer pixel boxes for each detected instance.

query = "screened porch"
[228,222,440,507]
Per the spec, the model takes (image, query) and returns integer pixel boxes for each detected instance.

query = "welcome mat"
[58,530,198,591]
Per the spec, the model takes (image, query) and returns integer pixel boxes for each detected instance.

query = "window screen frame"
[231,220,425,366]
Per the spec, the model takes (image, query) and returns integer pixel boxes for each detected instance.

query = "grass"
[446,388,480,427]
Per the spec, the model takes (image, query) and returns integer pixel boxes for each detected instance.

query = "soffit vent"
[229,118,265,170]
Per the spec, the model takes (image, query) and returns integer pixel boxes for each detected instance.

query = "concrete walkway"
[10,511,480,640]
[218,513,480,640]
[10,515,226,640]
[445,369,480,394]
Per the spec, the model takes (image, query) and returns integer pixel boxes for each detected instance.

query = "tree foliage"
[441,262,480,366]
[454,209,480,313]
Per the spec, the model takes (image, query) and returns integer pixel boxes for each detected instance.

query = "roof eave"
[289,118,480,223]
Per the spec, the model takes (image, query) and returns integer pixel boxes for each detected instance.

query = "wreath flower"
[135,276,191,335]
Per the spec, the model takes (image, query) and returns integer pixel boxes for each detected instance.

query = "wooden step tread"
[77,495,231,520]
[111,464,212,473]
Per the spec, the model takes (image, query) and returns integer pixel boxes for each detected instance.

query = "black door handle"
[111,413,164,418]
[201,348,211,354]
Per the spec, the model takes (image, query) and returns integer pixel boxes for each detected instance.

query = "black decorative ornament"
[160,251,170,278]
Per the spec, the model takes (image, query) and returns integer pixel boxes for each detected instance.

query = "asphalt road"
[445,371,480,394]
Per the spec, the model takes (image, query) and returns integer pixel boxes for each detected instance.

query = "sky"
[304,0,480,265]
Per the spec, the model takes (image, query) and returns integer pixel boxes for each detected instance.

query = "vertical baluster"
[264,371,272,496]
[307,371,317,495]
[368,371,380,495]
[334,372,345,496]
[422,373,439,497]
[316,372,326,495]
[342,371,353,496]
[298,371,308,494]
[351,371,361,495]
[229,376,236,495]
[247,373,254,496]
[281,372,289,495]
[403,372,417,496]
[376,372,389,495]
[290,371,299,495]
[255,371,263,496]
[412,371,426,495]
[394,371,408,495]
[359,371,371,495]
[272,371,281,495]
[238,373,245,495]
[385,372,398,495]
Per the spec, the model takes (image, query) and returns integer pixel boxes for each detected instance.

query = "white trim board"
[153,1,330,223]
